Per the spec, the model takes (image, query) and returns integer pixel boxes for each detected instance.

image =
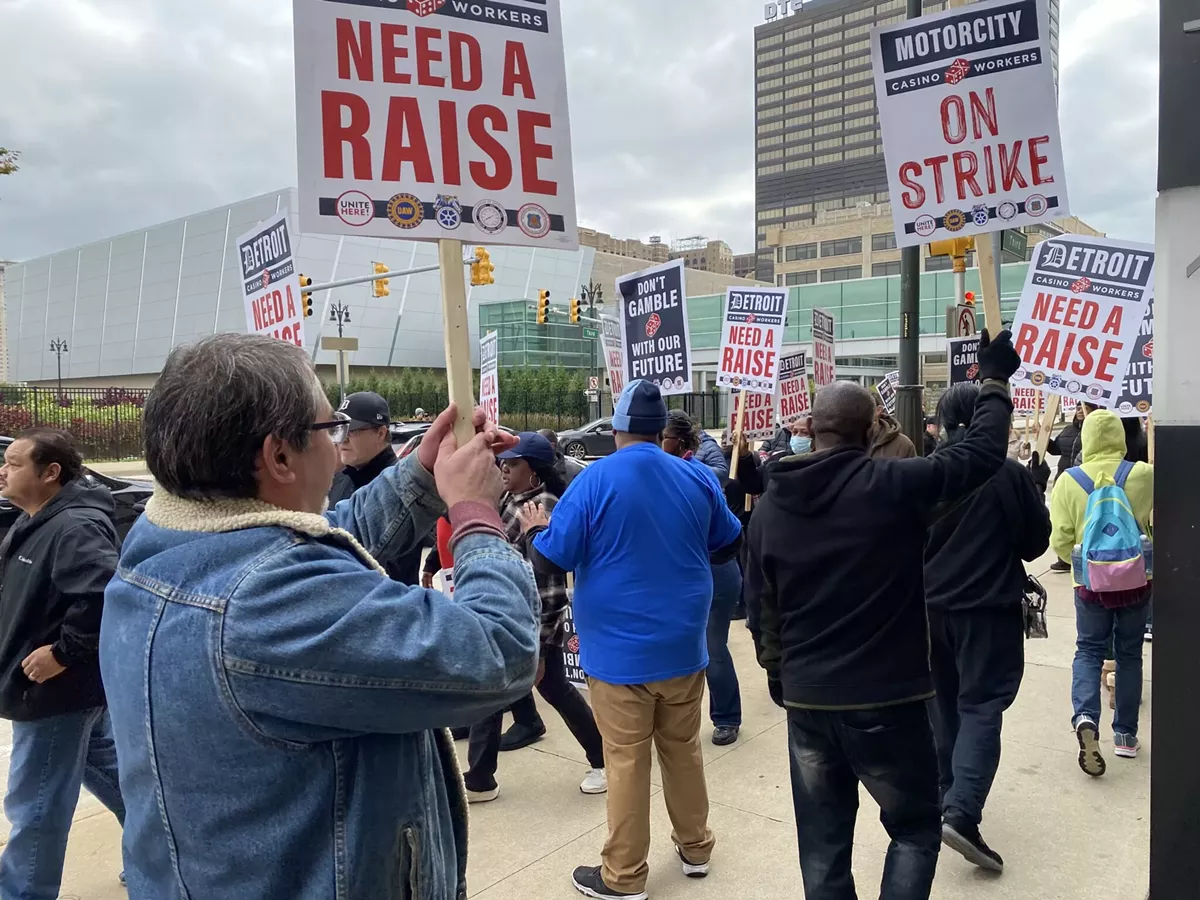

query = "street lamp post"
[48,339,68,403]
[328,302,352,402]
[580,280,604,414]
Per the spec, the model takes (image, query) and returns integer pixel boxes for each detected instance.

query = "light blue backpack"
[1067,460,1150,592]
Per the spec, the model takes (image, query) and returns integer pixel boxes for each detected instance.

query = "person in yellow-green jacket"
[1050,409,1153,777]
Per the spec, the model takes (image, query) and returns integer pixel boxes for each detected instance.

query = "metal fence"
[0,386,151,461]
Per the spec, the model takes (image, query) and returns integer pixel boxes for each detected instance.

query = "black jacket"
[745,381,1013,710]
[0,480,119,721]
[553,451,586,487]
[924,457,1050,612]
[1046,421,1083,478]
[328,446,426,584]
[762,427,793,456]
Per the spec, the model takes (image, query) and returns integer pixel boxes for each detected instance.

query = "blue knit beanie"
[612,380,668,435]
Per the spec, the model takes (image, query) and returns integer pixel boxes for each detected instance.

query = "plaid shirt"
[501,487,569,649]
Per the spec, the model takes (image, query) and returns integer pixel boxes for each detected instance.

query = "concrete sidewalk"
[7,551,1149,899]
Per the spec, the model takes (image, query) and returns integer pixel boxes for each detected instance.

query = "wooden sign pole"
[438,238,477,446]
[729,390,748,481]
[1147,414,1155,464]
[975,231,1003,337]
[1036,392,1061,458]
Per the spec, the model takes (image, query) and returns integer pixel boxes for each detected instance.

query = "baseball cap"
[496,432,556,465]
[339,392,390,430]
[612,380,668,435]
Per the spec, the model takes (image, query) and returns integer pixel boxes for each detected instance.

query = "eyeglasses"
[310,411,352,445]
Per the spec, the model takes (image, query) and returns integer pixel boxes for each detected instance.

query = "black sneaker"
[571,865,647,900]
[1050,559,1071,573]
[942,816,1004,872]
[499,720,546,752]
[711,725,739,746]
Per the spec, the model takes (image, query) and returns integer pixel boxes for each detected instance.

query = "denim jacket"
[99,454,540,900]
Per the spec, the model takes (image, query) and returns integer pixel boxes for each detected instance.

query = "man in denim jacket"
[99,334,540,900]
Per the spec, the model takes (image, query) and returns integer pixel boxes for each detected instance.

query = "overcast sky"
[0,0,1158,262]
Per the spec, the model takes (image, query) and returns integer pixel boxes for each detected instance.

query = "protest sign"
[617,259,692,397]
[479,331,499,424]
[871,0,1068,248]
[1114,297,1153,417]
[729,389,776,442]
[293,0,577,249]
[811,308,837,387]
[716,287,788,395]
[1010,234,1154,408]
[239,210,306,349]
[599,315,626,397]
[561,603,586,689]
[776,352,811,427]
[948,335,981,384]
[1011,385,1075,417]
[876,370,900,414]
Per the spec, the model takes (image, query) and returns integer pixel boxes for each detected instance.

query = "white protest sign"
[239,210,307,349]
[293,0,577,249]
[617,259,692,397]
[729,389,776,442]
[811,308,837,387]
[1010,234,1154,408]
[776,351,811,427]
[479,330,499,424]
[716,287,788,395]
[871,0,1068,248]
[599,315,626,398]
[1011,385,1075,417]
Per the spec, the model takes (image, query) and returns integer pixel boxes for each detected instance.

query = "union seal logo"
[997,200,1018,221]
[433,194,462,230]
[1136,400,1151,413]
[971,204,990,227]
[517,203,551,239]
[472,199,507,235]
[1086,383,1104,401]
[944,209,967,232]
[1025,194,1049,217]
[914,215,937,237]
[1030,370,1046,387]
[386,193,424,229]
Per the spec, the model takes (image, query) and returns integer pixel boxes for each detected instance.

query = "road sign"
[583,327,599,339]
[956,305,977,337]
[588,376,599,390]
[1001,229,1028,260]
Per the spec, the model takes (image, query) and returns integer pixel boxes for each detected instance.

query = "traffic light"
[569,297,581,324]
[928,237,975,274]
[536,289,550,325]
[299,275,314,317]
[372,262,390,298]
[963,291,976,307]
[471,247,495,286]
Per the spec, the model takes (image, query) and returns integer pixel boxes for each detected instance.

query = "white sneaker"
[466,786,499,803]
[580,768,607,794]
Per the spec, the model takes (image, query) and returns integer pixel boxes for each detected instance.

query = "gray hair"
[811,381,877,446]
[145,334,327,500]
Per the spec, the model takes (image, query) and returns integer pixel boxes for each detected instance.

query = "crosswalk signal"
[569,297,581,324]
[536,289,550,325]
[471,247,496,286]
[372,262,390,298]
[299,275,314,317]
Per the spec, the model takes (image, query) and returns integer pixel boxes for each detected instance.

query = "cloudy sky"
[0,0,1158,262]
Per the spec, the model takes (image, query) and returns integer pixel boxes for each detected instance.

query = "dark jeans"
[787,703,941,900]
[705,560,743,728]
[465,646,604,791]
[927,606,1024,828]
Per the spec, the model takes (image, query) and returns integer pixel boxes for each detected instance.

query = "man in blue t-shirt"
[522,380,742,900]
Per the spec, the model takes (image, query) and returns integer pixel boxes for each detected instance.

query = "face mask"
[790,436,811,455]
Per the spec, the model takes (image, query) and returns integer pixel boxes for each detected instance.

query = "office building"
[576,227,670,264]
[668,237,735,276]
[753,0,1062,281]
[2,190,760,387]
[768,202,1101,286]
[733,252,758,278]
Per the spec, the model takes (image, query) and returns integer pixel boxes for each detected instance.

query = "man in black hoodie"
[0,428,125,898]
[745,330,1020,900]
[328,392,426,585]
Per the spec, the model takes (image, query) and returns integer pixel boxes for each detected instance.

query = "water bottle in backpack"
[1067,460,1151,592]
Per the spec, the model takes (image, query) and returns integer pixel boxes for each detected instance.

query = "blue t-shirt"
[532,442,742,684]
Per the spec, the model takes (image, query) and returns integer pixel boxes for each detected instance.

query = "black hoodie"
[0,479,119,721]
[745,381,1013,710]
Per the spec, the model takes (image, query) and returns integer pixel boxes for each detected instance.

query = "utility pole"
[895,0,926,453]
[48,338,67,403]
[1149,0,1200,894]
[580,279,603,413]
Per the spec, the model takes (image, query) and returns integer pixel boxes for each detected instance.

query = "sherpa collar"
[144,489,387,577]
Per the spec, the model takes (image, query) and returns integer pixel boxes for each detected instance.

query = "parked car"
[558,418,616,459]
[0,436,153,544]
[394,424,518,461]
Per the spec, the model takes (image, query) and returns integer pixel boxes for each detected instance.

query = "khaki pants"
[587,671,715,893]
